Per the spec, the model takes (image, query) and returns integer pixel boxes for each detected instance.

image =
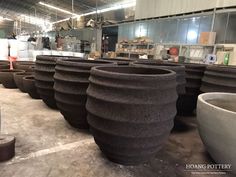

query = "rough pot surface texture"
[35,55,65,109]
[132,61,186,94]
[177,63,206,115]
[0,69,25,88]
[201,65,236,93]
[54,59,114,129]
[197,92,236,174]
[86,66,178,165]
[23,76,41,99]
[13,72,34,93]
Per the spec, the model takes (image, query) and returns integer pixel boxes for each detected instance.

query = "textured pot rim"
[198,92,236,115]
[56,59,114,66]
[207,64,236,72]
[0,69,25,73]
[92,65,176,79]
[101,58,135,62]
[132,61,185,69]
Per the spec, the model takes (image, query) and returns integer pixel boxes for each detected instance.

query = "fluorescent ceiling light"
[52,0,136,24]
[39,2,78,16]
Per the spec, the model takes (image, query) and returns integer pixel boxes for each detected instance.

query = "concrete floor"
[0,85,235,177]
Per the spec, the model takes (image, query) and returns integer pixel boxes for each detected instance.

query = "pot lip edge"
[198,92,236,115]
[92,65,176,78]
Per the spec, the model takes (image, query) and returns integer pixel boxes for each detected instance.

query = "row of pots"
[34,55,178,165]
[1,57,235,167]
[0,60,40,99]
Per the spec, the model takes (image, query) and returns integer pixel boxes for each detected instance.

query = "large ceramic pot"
[177,63,206,115]
[197,92,236,174]
[35,55,66,109]
[0,69,25,88]
[23,76,41,99]
[132,61,186,94]
[54,59,114,128]
[201,65,236,93]
[101,58,135,65]
[86,66,178,165]
[13,72,34,92]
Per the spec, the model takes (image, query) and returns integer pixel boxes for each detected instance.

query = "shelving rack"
[116,42,156,59]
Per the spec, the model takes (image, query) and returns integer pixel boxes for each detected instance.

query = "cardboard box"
[198,32,216,45]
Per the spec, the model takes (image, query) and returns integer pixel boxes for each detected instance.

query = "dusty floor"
[0,85,235,177]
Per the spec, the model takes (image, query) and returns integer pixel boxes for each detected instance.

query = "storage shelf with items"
[116,37,156,59]
[156,43,224,63]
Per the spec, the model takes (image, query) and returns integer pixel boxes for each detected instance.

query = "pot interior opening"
[24,76,35,80]
[207,98,236,113]
[97,66,171,75]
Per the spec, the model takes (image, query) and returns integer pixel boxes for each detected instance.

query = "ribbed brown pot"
[13,72,34,92]
[0,69,25,88]
[23,76,41,99]
[132,61,186,94]
[177,63,206,115]
[35,55,65,109]
[86,66,177,165]
[201,65,236,93]
[54,59,114,128]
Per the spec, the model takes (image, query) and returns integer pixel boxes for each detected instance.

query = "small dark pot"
[23,76,41,99]
[0,64,10,84]
[35,55,68,109]
[0,69,25,88]
[201,65,236,93]
[14,72,34,92]
[0,64,9,69]
[54,59,114,128]
[86,66,177,165]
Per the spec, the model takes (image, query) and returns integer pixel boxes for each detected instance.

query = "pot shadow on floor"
[171,115,197,133]
[96,148,189,177]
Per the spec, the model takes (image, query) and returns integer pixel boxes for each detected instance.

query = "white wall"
[135,0,236,19]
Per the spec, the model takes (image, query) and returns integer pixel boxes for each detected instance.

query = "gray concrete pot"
[197,92,236,174]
